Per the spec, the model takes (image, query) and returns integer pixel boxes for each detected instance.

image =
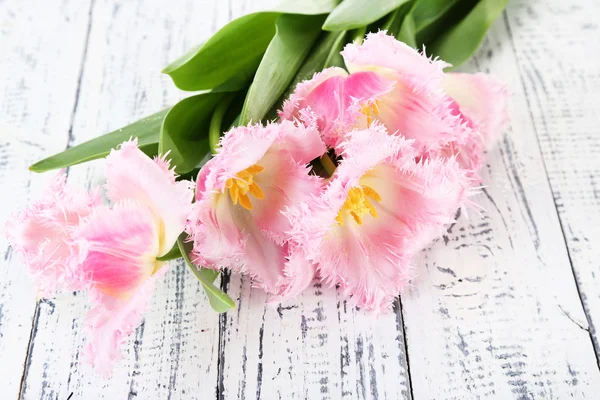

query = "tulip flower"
[5,173,101,297]
[281,32,508,179]
[285,125,474,312]
[6,138,194,374]
[80,139,194,373]
[187,120,326,297]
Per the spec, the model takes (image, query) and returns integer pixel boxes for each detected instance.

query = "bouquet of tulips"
[7,0,509,374]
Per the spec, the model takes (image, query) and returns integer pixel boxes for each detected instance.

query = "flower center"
[361,100,381,125]
[336,185,381,226]
[225,164,265,210]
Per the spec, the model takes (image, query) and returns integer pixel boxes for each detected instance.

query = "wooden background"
[1,0,599,398]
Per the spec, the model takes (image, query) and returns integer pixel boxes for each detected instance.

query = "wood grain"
[506,0,600,364]
[0,0,94,397]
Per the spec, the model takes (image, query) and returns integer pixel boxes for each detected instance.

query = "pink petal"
[105,138,194,256]
[341,31,449,83]
[250,149,323,243]
[83,267,166,376]
[188,194,287,292]
[201,121,325,196]
[74,201,160,297]
[374,74,470,152]
[269,251,317,304]
[280,67,348,121]
[280,67,395,148]
[443,72,509,146]
[4,173,101,297]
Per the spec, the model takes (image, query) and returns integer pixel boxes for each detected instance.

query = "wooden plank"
[220,276,411,400]
[400,5,600,399]
[505,0,600,363]
[0,0,93,397]
[18,0,238,398]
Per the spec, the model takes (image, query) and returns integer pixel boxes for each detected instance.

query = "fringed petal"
[74,201,161,297]
[374,74,471,152]
[280,68,395,148]
[341,31,449,83]
[104,138,194,256]
[443,72,509,146]
[4,173,101,297]
[83,267,166,376]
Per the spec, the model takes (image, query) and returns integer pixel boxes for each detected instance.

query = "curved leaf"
[177,236,235,313]
[412,0,462,32]
[30,109,169,173]
[323,0,410,31]
[156,243,182,262]
[163,1,340,92]
[240,14,325,125]
[263,30,347,121]
[163,13,279,91]
[159,92,224,174]
[429,0,508,68]
[275,0,340,14]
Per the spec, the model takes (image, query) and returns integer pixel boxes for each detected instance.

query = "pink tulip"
[281,32,508,179]
[6,138,194,374]
[285,125,474,312]
[80,138,193,374]
[187,120,326,297]
[5,173,101,297]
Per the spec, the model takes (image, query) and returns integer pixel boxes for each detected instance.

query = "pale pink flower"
[281,32,508,178]
[285,125,474,312]
[188,120,326,296]
[78,138,194,373]
[5,173,101,297]
[443,72,509,147]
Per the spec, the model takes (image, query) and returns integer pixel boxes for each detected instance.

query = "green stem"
[320,153,337,177]
[323,30,347,68]
[209,94,234,154]
[351,26,367,44]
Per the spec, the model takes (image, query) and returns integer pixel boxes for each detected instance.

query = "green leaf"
[323,0,410,31]
[163,13,279,91]
[159,92,225,174]
[275,0,340,14]
[177,236,235,313]
[382,0,414,33]
[30,109,169,173]
[414,0,477,46]
[263,30,347,121]
[240,14,325,125]
[412,0,462,32]
[156,243,182,262]
[428,0,508,68]
[397,8,418,47]
[162,1,339,92]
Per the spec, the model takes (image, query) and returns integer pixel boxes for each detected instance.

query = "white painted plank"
[401,6,600,399]
[18,0,240,398]
[220,276,411,400]
[506,0,600,362]
[0,0,93,397]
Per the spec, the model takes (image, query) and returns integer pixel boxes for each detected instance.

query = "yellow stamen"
[225,164,265,210]
[336,185,382,226]
[361,100,381,126]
